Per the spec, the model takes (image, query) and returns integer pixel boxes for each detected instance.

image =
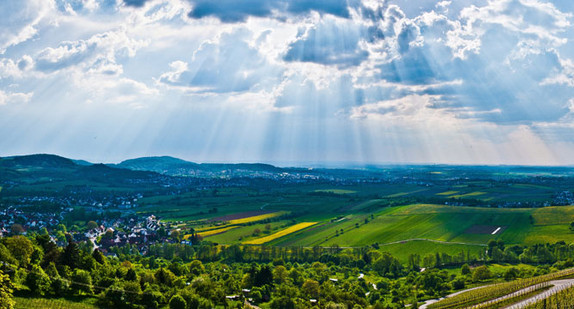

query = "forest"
[2,232,574,309]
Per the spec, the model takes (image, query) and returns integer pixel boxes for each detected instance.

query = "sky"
[1,0,574,166]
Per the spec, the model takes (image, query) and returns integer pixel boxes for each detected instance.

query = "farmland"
[4,156,574,308]
[187,202,574,252]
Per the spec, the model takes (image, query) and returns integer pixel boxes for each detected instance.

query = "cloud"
[54,0,101,14]
[283,17,369,67]
[33,29,148,73]
[0,0,54,53]
[158,29,283,93]
[0,90,33,106]
[74,73,158,107]
[186,0,351,23]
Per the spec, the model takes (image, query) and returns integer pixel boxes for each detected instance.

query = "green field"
[100,172,574,251]
[191,203,574,250]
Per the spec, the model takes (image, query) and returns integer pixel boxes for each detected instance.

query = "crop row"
[428,267,574,309]
[525,284,574,308]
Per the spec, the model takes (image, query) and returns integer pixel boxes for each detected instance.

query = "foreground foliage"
[3,233,574,308]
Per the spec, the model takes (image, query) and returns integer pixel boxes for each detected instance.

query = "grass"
[243,222,318,245]
[318,205,530,247]
[15,296,99,309]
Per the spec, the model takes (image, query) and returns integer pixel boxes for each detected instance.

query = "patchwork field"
[190,203,574,250]
[132,178,574,251]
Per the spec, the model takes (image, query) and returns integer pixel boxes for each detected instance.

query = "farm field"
[189,203,574,250]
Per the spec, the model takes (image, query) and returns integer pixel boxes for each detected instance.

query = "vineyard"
[526,284,574,308]
[427,267,574,309]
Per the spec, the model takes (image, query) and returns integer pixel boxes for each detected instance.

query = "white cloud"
[0,90,33,105]
[0,0,56,53]
[157,28,283,93]
[541,57,574,87]
[33,27,149,74]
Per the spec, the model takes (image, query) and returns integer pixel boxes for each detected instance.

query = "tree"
[273,265,288,284]
[86,221,98,230]
[188,260,205,276]
[61,241,81,269]
[71,269,93,295]
[504,267,520,281]
[254,265,273,287]
[92,249,106,265]
[126,268,138,281]
[142,287,164,309]
[373,252,403,278]
[3,236,34,267]
[472,266,492,282]
[0,270,14,309]
[169,295,187,309]
[302,279,320,299]
[461,264,471,275]
[10,224,24,235]
[171,230,181,242]
[123,281,142,305]
[26,265,51,296]
[0,244,17,266]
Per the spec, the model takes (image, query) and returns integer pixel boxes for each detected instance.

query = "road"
[419,279,574,309]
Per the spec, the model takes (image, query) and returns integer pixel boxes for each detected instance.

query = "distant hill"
[115,156,283,177]
[116,156,197,172]
[0,154,168,188]
[0,154,76,169]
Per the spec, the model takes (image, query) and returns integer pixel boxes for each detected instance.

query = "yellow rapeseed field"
[436,190,459,196]
[192,226,239,238]
[228,211,288,225]
[450,191,487,199]
[243,222,317,245]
